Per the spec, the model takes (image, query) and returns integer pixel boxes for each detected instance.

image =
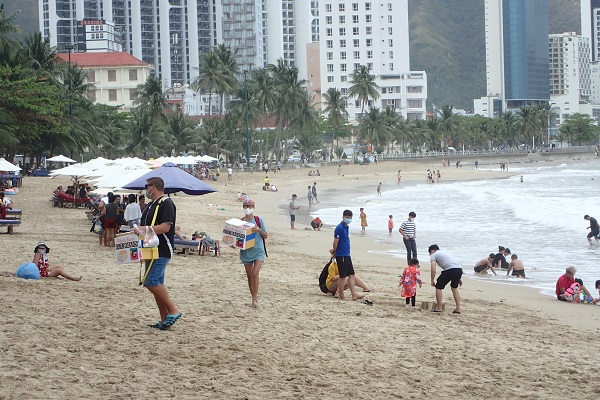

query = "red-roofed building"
[57,52,154,111]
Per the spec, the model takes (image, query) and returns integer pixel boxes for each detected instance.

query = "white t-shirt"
[228,168,233,175]
[124,203,142,222]
[430,250,462,271]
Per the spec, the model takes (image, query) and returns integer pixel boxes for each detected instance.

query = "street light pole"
[244,70,250,168]
[65,44,75,158]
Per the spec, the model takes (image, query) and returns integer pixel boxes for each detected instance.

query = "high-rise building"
[475,0,550,116]
[219,0,264,72]
[318,0,427,122]
[40,0,212,89]
[582,0,600,62]
[549,32,592,125]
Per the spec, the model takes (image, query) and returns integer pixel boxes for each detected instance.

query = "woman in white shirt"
[124,193,142,227]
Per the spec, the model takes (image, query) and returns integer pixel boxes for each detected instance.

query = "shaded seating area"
[52,192,90,208]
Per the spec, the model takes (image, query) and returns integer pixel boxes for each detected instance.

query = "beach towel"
[16,262,41,280]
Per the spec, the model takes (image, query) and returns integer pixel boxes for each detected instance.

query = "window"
[353,51,360,59]
[389,51,394,58]
[353,63,360,71]
[388,15,393,23]
[353,39,359,47]
[327,64,334,72]
[338,3,345,11]
[327,75,334,82]
[389,63,394,71]
[87,70,96,82]
[129,69,138,81]
[388,3,392,11]
[366,27,372,35]
[355,100,361,107]
[341,75,347,82]
[388,27,393,35]
[366,38,372,47]
[326,16,332,24]
[87,90,96,102]
[352,3,358,11]
[129,89,137,100]
[326,40,333,48]
[107,70,116,81]
[340,63,347,72]
[339,28,345,36]
[341,88,348,95]
[367,63,373,70]
[326,28,332,36]
[389,39,393,47]
[339,15,345,24]
[367,50,373,59]
[365,2,371,10]
[340,39,346,48]
[340,51,347,59]
[108,89,117,101]
[325,3,331,12]
[408,100,422,108]
[352,15,359,23]
[366,14,372,23]
[327,52,333,60]
[353,27,359,35]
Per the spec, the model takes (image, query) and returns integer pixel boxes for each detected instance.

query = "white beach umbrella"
[0,158,21,172]
[89,168,152,188]
[49,164,97,178]
[196,155,218,163]
[46,154,77,163]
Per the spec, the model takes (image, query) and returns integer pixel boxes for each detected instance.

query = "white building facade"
[76,19,122,52]
[581,0,600,62]
[318,0,426,122]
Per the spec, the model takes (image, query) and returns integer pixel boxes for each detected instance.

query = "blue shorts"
[143,257,169,287]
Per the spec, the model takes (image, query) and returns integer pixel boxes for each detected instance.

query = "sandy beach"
[1,153,599,399]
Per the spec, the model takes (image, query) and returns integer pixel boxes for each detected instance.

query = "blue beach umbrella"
[122,162,217,195]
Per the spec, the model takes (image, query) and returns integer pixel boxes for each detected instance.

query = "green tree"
[348,65,380,117]
[250,67,275,160]
[358,107,390,151]
[214,44,238,114]
[323,87,348,158]
[517,106,543,148]
[437,105,458,149]
[134,76,167,123]
[165,110,198,155]
[559,113,600,145]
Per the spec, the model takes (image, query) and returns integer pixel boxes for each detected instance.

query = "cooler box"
[223,218,256,250]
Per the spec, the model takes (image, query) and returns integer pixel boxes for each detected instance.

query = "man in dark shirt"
[135,177,181,330]
[584,215,600,245]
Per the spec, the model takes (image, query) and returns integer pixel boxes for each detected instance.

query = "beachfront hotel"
[474,0,550,117]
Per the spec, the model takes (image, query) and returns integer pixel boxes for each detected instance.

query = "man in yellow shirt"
[325,260,372,296]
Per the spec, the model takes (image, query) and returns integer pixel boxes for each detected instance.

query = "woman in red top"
[33,242,81,281]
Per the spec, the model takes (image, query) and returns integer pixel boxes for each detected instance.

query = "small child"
[399,258,422,308]
[33,242,81,281]
[563,278,583,302]
[388,215,394,234]
[592,280,600,304]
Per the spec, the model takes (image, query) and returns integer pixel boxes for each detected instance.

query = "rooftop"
[56,52,150,68]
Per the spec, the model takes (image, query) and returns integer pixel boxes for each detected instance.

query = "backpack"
[319,258,334,294]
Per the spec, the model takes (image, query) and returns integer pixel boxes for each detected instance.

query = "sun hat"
[34,242,50,253]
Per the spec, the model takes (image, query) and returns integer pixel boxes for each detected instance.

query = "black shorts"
[435,268,463,289]
[335,256,355,278]
[474,265,486,273]
[512,270,526,278]
[290,215,296,222]
[588,230,599,239]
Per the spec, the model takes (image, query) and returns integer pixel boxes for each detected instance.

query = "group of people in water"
[473,246,525,277]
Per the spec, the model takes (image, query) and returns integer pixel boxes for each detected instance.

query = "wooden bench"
[1,209,22,234]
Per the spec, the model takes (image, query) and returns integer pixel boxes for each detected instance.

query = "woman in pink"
[399,258,422,307]
[33,242,81,281]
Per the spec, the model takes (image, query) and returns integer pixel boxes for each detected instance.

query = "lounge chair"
[174,238,200,255]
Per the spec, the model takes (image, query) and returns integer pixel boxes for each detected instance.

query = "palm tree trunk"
[207,91,213,116]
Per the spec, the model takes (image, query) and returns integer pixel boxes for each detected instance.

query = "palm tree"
[250,67,275,160]
[323,87,348,158]
[191,48,229,116]
[425,116,442,151]
[499,111,518,147]
[214,44,238,114]
[134,76,167,123]
[0,5,20,54]
[126,109,165,157]
[21,33,58,77]
[358,107,390,152]
[517,106,542,148]
[165,110,198,155]
[348,65,380,117]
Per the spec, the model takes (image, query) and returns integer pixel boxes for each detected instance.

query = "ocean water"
[314,161,600,296]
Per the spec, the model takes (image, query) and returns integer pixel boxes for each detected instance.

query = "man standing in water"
[330,210,364,301]
[584,215,600,245]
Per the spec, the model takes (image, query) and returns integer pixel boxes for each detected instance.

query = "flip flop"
[363,289,374,293]
[452,310,461,314]
[432,309,443,313]
[363,299,373,306]
[161,312,182,329]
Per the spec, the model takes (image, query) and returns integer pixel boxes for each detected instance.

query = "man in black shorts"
[429,244,463,314]
[584,215,600,245]
[474,253,496,275]
[330,209,364,301]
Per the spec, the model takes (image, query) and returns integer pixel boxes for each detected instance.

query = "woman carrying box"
[240,199,268,308]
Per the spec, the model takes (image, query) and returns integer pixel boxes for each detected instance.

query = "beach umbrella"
[122,162,218,195]
[47,155,76,163]
[89,168,153,189]
[49,164,97,178]
[0,158,21,172]
[196,155,218,163]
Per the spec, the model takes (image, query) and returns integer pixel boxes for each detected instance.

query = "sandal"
[148,321,163,329]
[432,309,443,313]
[161,312,182,329]
[452,310,461,314]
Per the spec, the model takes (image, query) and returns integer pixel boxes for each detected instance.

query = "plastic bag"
[144,226,159,247]
[92,219,103,234]
[16,262,41,280]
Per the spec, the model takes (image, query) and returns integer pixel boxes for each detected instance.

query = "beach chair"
[174,238,200,256]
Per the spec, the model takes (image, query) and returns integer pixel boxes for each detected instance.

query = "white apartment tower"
[582,0,600,62]
[318,0,427,121]
[39,0,212,89]
[219,0,264,72]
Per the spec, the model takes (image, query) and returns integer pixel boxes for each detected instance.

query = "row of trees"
[1,5,598,167]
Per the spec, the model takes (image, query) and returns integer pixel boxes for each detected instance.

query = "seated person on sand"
[506,254,526,278]
[33,242,81,281]
[474,253,497,275]
[325,259,372,296]
[593,280,600,304]
[555,266,591,301]
[311,217,323,231]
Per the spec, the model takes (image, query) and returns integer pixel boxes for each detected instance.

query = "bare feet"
[251,299,259,308]
[352,294,365,301]
[72,276,82,282]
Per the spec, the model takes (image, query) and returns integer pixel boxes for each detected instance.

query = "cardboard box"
[115,232,141,264]
[223,218,256,250]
